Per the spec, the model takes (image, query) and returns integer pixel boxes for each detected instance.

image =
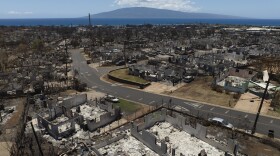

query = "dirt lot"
[0,142,12,156]
[164,76,237,107]
[267,109,280,118]
[144,81,185,94]
[2,98,25,130]
[234,92,271,114]
[0,98,25,155]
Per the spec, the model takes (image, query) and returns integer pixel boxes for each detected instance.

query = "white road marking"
[225,110,230,114]
[210,107,215,111]
[244,115,248,118]
[270,120,274,124]
[111,83,123,87]
[149,101,155,104]
[184,102,201,108]
[198,105,204,109]
[138,98,143,101]
[126,95,130,98]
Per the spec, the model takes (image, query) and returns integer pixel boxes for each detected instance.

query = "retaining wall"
[108,68,151,88]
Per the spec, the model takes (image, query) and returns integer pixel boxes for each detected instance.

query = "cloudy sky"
[0,0,279,19]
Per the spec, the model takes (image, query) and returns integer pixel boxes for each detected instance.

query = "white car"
[208,117,233,129]
[105,95,119,103]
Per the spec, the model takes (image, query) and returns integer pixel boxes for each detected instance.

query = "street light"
[251,70,270,134]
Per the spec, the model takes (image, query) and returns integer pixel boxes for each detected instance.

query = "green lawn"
[110,68,149,84]
[115,99,143,115]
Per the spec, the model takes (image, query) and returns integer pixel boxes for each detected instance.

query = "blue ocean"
[0,18,280,26]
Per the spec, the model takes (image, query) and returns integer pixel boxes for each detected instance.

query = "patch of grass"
[166,76,237,107]
[115,99,143,115]
[110,68,149,84]
[267,108,280,118]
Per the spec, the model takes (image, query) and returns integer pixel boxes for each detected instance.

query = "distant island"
[87,7,244,19]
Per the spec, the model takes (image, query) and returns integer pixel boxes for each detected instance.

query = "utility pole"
[64,39,68,86]
[88,13,92,27]
[31,122,44,156]
[251,75,270,134]
[123,41,127,67]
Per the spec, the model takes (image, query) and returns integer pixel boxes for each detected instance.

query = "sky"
[0,0,279,19]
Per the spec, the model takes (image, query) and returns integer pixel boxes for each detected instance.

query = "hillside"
[88,7,242,19]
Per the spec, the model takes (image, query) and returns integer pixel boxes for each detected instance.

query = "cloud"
[114,0,199,12]
[8,11,33,15]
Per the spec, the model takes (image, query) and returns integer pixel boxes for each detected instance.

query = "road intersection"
[71,49,280,138]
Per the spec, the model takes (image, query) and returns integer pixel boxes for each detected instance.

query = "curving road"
[71,49,280,138]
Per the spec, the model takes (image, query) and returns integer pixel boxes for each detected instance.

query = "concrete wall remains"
[130,108,238,155]
[131,123,168,156]
[37,114,82,140]
[45,94,87,121]
[94,134,126,149]
[86,101,121,132]
[36,94,87,139]
[165,110,237,154]
[87,108,120,132]
[61,94,87,109]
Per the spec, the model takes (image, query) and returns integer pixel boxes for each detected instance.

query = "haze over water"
[1,18,280,26]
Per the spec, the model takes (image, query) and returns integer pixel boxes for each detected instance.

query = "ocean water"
[0,18,280,26]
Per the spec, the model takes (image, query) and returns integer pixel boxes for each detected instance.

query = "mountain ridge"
[85,7,245,19]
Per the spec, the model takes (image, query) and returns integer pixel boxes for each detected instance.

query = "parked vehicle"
[105,95,119,103]
[208,117,233,128]
[115,60,125,66]
[128,59,137,64]
[183,76,194,83]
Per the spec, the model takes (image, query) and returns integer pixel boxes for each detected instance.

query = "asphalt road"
[71,49,280,138]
